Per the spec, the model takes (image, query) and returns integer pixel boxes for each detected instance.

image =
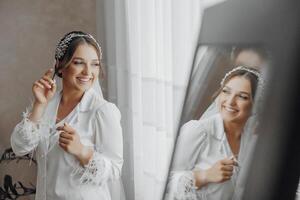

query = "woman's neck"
[61,87,84,105]
[223,120,245,140]
[223,120,246,156]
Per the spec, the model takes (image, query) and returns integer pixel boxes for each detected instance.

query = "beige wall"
[0,1,97,198]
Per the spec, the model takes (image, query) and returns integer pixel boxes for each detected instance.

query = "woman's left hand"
[57,123,84,157]
[57,123,93,165]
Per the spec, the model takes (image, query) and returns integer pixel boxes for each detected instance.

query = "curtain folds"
[99,0,209,199]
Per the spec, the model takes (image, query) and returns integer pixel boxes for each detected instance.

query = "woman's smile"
[222,105,239,113]
[76,76,93,84]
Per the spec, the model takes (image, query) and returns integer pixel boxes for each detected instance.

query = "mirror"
[164,45,270,200]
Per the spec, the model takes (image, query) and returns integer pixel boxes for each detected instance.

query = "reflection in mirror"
[164,45,270,200]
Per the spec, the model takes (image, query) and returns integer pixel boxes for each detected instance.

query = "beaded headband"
[54,32,102,61]
[220,66,261,86]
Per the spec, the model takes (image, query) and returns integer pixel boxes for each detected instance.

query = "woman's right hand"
[193,157,237,189]
[205,157,237,183]
[28,68,57,122]
[32,68,56,105]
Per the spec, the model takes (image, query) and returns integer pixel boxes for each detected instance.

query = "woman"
[11,31,124,200]
[166,66,261,200]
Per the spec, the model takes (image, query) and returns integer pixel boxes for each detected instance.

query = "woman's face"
[217,76,253,124]
[61,44,100,93]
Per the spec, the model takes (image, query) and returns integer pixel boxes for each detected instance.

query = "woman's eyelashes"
[222,88,250,100]
[72,59,100,67]
[91,62,100,67]
[222,88,230,94]
[238,94,249,100]
[73,59,84,65]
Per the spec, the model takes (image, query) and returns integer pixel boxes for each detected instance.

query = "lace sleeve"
[166,171,207,200]
[72,151,120,186]
[10,108,42,156]
[72,102,123,186]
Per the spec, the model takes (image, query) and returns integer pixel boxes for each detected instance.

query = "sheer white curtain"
[97,0,213,199]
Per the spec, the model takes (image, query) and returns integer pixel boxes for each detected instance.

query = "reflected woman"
[166,66,261,200]
[11,31,124,200]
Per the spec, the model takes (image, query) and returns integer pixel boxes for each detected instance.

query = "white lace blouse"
[166,114,242,200]
[11,88,123,200]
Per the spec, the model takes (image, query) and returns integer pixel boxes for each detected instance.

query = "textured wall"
[0,1,97,199]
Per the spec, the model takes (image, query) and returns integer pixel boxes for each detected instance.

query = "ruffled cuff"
[14,109,41,145]
[167,171,207,200]
[173,171,197,200]
[72,151,117,186]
